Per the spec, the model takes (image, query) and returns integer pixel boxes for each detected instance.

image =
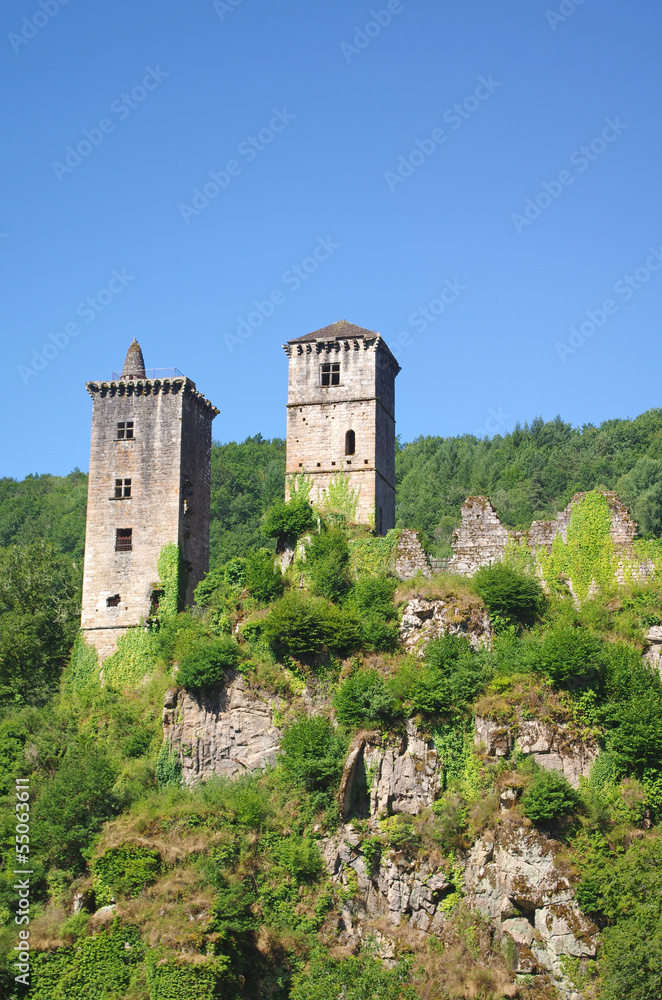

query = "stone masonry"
[283,320,400,534]
[449,491,637,577]
[80,341,218,659]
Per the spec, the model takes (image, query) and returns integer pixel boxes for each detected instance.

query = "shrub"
[92,845,162,905]
[155,741,182,789]
[176,637,242,691]
[401,635,488,717]
[280,716,346,791]
[290,953,416,1000]
[262,592,362,659]
[272,835,323,882]
[244,548,284,604]
[346,575,399,651]
[334,669,399,728]
[520,768,581,825]
[306,527,352,601]
[529,624,607,691]
[474,562,545,631]
[262,494,316,542]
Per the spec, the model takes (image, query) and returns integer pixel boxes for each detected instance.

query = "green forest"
[1,411,662,999]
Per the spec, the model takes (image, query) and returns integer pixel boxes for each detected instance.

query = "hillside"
[0,415,662,999]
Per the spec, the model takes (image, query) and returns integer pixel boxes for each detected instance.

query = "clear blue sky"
[3,0,662,479]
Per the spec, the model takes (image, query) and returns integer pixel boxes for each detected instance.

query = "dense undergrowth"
[2,418,662,997]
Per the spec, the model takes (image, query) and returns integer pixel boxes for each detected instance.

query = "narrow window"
[115,528,132,551]
[106,594,121,607]
[320,362,340,386]
[345,430,355,456]
[114,478,131,498]
[117,421,134,440]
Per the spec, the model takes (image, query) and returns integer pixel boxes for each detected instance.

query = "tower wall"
[284,326,399,533]
[81,375,217,660]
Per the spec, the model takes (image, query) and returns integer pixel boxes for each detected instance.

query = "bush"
[244,548,284,604]
[280,716,346,791]
[520,768,581,825]
[306,528,352,601]
[474,562,545,631]
[290,953,416,1000]
[334,669,399,728]
[399,634,488,717]
[262,494,316,542]
[92,844,162,905]
[346,575,399,652]
[272,835,323,882]
[529,624,607,691]
[262,592,362,660]
[176,637,242,691]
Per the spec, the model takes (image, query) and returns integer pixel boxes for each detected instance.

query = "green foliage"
[30,920,144,1000]
[0,469,88,557]
[394,634,489,718]
[319,472,361,521]
[528,623,607,691]
[261,491,315,543]
[520,767,582,825]
[146,952,231,1000]
[0,541,81,709]
[269,834,323,882]
[92,844,162,905]
[334,669,399,728]
[280,715,346,792]
[349,529,400,576]
[262,591,362,659]
[157,543,187,618]
[345,575,399,652]
[540,491,617,600]
[102,626,160,689]
[244,548,284,604]
[176,637,242,691]
[210,435,285,565]
[155,742,182,790]
[290,952,417,1000]
[474,562,545,631]
[306,527,352,601]
[67,631,99,694]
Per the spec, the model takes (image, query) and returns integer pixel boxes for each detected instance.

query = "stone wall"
[449,490,638,577]
[393,528,431,578]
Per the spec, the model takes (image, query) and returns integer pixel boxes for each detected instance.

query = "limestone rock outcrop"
[162,672,283,785]
[399,595,492,655]
[474,715,599,788]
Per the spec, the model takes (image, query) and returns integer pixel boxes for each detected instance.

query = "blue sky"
[3,0,662,478]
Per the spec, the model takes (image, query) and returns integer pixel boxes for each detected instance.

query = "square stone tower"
[80,340,219,660]
[283,321,400,534]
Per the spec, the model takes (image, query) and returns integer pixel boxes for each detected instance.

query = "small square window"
[320,363,340,386]
[117,421,134,440]
[114,478,131,498]
[106,594,121,607]
[115,528,132,551]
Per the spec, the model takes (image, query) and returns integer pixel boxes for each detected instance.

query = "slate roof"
[288,320,379,344]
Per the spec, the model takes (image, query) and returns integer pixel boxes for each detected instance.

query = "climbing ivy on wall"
[348,529,401,576]
[157,543,187,618]
[538,491,618,600]
[67,632,99,694]
[319,473,360,521]
[102,627,160,689]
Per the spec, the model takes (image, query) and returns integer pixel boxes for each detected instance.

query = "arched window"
[345,430,355,456]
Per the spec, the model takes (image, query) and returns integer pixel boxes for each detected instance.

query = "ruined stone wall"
[449,491,638,577]
[284,334,399,533]
[81,377,217,659]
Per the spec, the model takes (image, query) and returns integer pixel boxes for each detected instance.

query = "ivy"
[319,473,360,521]
[92,844,163,906]
[539,491,618,600]
[67,632,99,693]
[155,741,182,790]
[145,953,231,999]
[348,528,401,576]
[102,626,159,689]
[157,543,187,619]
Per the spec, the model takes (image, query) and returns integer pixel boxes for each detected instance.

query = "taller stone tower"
[283,320,400,534]
[80,341,219,660]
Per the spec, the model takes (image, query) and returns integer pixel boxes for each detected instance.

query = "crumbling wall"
[449,491,638,577]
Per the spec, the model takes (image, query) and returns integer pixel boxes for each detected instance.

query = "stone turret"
[80,343,219,660]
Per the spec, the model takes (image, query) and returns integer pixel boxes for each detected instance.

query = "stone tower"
[80,341,219,660]
[283,320,400,534]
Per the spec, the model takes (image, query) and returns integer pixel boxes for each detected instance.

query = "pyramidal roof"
[288,320,379,344]
[122,339,146,379]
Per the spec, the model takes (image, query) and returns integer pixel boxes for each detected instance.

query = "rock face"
[162,673,282,785]
[319,824,451,932]
[474,715,599,789]
[449,491,639,578]
[464,823,598,990]
[644,625,662,678]
[400,595,492,655]
[338,722,441,820]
